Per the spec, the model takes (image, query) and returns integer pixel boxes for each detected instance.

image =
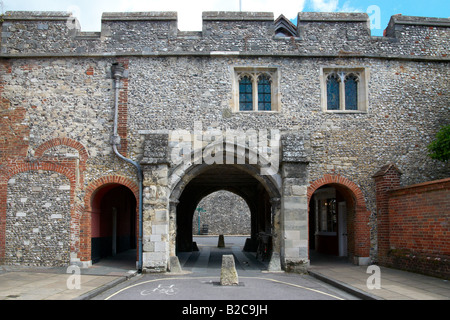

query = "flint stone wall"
[0,11,448,268]
[193,191,251,235]
[6,171,71,266]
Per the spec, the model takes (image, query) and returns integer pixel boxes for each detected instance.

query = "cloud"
[309,0,339,12]
[121,0,307,30]
[4,0,307,31]
[308,0,363,13]
[339,1,363,13]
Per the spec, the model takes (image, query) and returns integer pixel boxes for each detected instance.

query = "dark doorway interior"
[91,184,137,263]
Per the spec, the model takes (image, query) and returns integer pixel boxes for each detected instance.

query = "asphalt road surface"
[93,273,358,300]
[91,236,359,302]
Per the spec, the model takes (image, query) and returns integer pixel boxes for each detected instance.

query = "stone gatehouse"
[0,11,448,273]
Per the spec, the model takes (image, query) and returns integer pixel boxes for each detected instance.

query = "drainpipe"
[111,63,144,273]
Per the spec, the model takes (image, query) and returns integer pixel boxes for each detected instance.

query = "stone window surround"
[320,66,369,113]
[231,66,281,113]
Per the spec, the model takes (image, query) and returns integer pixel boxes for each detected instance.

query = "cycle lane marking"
[104,276,345,300]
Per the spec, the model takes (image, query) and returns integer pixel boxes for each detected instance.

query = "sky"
[2,0,449,36]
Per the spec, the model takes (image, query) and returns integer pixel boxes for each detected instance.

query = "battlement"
[385,14,450,37]
[1,10,449,59]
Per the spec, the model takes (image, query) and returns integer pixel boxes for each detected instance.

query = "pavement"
[0,236,449,300]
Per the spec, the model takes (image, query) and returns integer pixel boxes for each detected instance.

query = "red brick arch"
[79,175,139,262]
[1,161,77,184]
[35,137,89,165]
[84,175,139,209]
[0,161,77,264]
[307,174,371,260]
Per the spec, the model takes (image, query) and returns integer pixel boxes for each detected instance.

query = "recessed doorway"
[90,184,137,265]
[309,185,350,260]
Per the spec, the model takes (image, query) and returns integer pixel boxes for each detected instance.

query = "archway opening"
[191,190,252,262]
[91,184,137,265]
[193,190,251,236]
[309,184,355,264]
[174,164,277,270]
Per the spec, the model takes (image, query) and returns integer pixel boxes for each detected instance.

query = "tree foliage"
[428,124,450,162]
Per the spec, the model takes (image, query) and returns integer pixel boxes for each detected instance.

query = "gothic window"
[326,74,340,111]
[239,76,253,111]
[257,74,272,111]
[233,67,280,112]
[345,74,358,111]
[322,68,367,112]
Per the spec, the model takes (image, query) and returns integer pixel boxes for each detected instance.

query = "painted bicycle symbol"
[141,284,179,296]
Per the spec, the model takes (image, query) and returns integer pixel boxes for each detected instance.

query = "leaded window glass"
[327,74,340,110]
[239,76,253,111]
[345,75,358,110]
[322,68,366,112]
[257,75,272,111]
[234,68,278,112]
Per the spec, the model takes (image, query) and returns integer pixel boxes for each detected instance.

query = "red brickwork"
[0,61,30,162]
[80,175,139,262]
[308,174,371,260]
[0,137,88,264]
[0,160,77,264]
[0,57,131,265]
[116,58,129,156]
[373,164,402,264]
[374,165,450,279]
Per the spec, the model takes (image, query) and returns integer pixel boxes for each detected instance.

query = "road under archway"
[174,164,279,257]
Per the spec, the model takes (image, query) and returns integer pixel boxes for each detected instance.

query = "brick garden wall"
[375,165,450,279]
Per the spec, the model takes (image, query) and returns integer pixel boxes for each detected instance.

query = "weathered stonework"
[142,164,170,271]
[6,171,71,266]
[0,11,448,272]
[193,191,251,235]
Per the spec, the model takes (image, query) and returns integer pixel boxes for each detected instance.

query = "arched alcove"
[90,184,137,263]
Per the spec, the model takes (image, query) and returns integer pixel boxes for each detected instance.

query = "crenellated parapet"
[1,10,449,59]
